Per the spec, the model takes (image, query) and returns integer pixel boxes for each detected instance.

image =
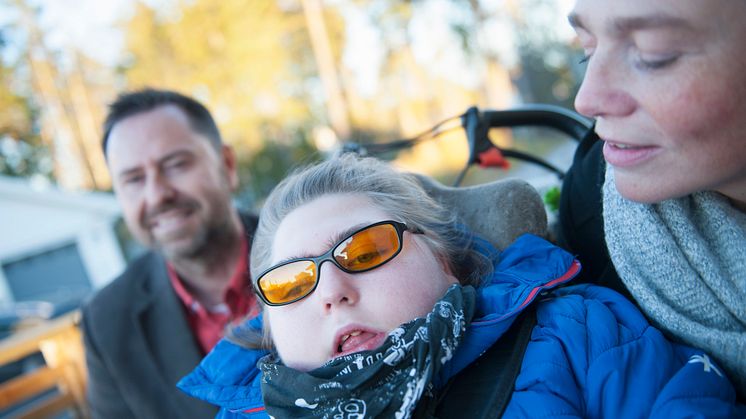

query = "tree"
[123,0,323,150]
[0,26,53,180]
[0,0,119,189]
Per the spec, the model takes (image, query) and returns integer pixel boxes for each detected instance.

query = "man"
[82,89,259,418]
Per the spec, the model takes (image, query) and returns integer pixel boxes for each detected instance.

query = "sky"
[25,0,133,65]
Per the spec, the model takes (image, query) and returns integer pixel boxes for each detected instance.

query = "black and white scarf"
[258,284,476,419]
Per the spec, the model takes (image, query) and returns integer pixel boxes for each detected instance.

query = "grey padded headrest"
[414,175,548,250]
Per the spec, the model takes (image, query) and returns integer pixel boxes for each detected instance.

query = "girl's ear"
[439,256,459,284]
[428,244,458,284]
[438,254,455,275]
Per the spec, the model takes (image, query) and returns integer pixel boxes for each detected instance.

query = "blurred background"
[0,0,583,331]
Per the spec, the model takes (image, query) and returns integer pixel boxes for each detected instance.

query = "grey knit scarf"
[603,167,746,398]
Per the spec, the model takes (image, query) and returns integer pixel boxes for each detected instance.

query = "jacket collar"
[437,234,579,382]
[127,253,218,417]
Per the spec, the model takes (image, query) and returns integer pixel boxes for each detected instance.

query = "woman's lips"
[335,331,388,358]
[602,140,659,168]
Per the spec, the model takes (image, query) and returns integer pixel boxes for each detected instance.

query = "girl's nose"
[315,262,360,313]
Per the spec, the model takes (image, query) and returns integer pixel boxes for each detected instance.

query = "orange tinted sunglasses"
[254,220,423,306]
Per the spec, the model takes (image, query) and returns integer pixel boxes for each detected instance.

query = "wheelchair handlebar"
[340,104,594,184]
[478,104,592,142]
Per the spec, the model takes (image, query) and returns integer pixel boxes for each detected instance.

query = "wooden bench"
[0,311,89,419]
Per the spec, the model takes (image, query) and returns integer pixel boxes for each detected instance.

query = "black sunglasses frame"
[253,220,422,307]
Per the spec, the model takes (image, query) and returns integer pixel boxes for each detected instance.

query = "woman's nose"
[316,262,359,312]
[574,53,636,119]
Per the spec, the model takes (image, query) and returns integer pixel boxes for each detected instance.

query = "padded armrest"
[414,175,548,250]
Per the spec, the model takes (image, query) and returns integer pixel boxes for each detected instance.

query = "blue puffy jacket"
[179,234,744,418]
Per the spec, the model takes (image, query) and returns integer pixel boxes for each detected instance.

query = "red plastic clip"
[478,148,510,169]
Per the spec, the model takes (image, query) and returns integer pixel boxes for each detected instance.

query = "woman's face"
[264,193,458,371]
[570,0,746,206]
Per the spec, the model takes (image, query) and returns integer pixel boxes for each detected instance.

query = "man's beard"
[142,196,234,262]
[156,222,207,260]
[156,214,236,262]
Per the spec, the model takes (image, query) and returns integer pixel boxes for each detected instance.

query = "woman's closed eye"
[630,30,690,71]
[634,52,681,70]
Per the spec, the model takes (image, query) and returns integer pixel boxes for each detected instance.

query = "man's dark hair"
[101,88,222,156]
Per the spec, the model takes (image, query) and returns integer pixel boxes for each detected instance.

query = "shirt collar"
[167,231,250,312]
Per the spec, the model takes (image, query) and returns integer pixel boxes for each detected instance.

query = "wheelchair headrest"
[414,175,548,250]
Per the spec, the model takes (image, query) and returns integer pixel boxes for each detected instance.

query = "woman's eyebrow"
[611,14,694,34]
[567,12,694,34]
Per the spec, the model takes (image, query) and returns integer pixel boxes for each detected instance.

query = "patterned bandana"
[258,284,476,419]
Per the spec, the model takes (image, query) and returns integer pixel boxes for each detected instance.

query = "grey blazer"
[82,213,258,418]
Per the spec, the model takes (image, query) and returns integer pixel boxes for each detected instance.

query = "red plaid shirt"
[167,235,259,354]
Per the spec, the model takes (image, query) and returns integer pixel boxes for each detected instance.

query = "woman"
[559,0,746,398]
[179,155,742,418]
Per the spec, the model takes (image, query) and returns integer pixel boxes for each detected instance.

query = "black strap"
[434,305,537,418]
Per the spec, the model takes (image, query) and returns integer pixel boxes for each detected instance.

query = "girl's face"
[570,0,746,207]
[264,193,458,371]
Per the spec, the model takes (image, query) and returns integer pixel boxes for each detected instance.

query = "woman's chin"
[613,173,691,204]
[284,359,320,372]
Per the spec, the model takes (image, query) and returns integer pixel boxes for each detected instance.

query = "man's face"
[106,105,238,259]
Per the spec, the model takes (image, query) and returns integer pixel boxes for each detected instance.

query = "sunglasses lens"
[333,223,401,271]
[258,260,317,305]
